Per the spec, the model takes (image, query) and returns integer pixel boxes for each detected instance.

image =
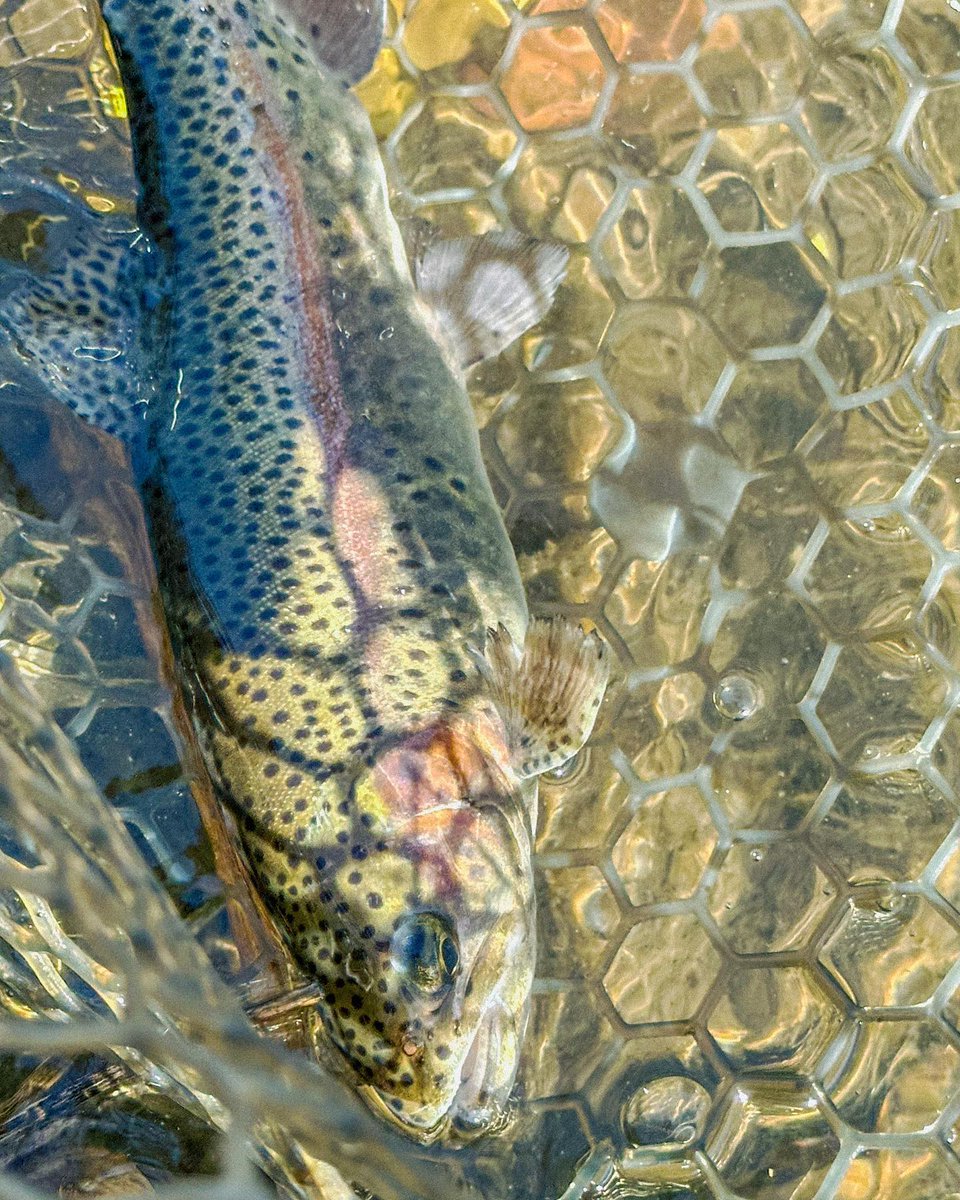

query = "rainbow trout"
[1,0,609,1139]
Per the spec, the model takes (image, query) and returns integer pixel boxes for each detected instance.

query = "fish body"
[4,0,609,1138]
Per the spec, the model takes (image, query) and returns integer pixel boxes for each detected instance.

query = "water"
[3,0,960,1196]
[0,648,457,1200]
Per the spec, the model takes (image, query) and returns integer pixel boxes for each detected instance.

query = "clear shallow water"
[3,0,960,1197]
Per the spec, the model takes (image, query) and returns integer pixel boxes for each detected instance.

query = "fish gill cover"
[2,0,960,1199]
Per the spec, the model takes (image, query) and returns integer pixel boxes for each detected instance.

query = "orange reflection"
[596,0,705,63]
[501,25,605,132]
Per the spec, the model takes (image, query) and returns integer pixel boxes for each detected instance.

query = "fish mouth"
[358,1001,520,1143]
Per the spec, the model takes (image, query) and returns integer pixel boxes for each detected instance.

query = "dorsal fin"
[274,0,387,84]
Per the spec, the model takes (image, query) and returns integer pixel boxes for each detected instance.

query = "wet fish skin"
[87,0,608,1139]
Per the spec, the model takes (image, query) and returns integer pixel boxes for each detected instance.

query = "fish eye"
[394,913,460,996]
[440,932,460,978]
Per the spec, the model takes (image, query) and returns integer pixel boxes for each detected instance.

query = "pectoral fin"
[476,617,610,779]
[276,0,387,84]
[415,232,569,369]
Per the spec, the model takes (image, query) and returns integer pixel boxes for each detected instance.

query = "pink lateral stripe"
[249,95,351,478]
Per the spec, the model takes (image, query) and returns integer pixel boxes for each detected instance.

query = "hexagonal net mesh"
[2,0,960,1196]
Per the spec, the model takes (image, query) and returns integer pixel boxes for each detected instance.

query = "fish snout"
[448,999,523,1139]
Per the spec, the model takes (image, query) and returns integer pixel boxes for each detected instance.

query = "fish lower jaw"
[356,1079,513,1148]
[357,1083,451,1145]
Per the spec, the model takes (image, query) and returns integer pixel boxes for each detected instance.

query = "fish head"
[323,706,535,1141]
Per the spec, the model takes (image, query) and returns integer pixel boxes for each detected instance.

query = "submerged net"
[5,0,960,1197]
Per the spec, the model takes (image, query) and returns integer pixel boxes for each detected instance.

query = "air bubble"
[73,345,121,361]
[621,1076,710,1150]
[713,673,762,721]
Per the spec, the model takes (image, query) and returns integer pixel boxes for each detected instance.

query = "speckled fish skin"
[99,0,537,1138]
